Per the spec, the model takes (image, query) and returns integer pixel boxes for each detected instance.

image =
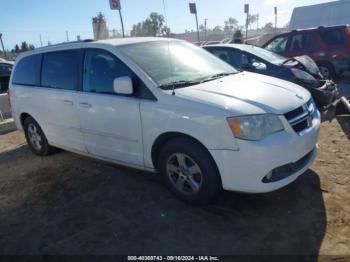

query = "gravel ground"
[0,78,349,256]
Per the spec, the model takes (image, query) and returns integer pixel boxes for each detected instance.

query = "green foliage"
[12,42,35,53]
[224,17,238,32]
[233,30,244,43]
[130,12,171,37]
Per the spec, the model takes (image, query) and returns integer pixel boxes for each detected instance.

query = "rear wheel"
[158,137,222,205]
[24,117,55,156]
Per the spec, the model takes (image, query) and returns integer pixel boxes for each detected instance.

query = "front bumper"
[306,80,338,109]
[210,111,320,193]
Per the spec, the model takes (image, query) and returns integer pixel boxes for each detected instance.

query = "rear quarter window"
[319,29,346,47]
[12,55,41,86]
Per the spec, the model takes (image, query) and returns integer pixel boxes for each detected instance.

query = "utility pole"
[244,4,249,42]
[0,33,8,59]
[189,3,200,43]
[274,7,278,32]
[66,30,69,42]
[109,0,125,38]
[204,19,208,41]
[39,34,43,47]
[118,9,125,38]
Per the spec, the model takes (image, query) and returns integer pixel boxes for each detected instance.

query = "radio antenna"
[162,0,175,95]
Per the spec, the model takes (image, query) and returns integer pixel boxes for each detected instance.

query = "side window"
[319,29,345,47]
[289,33,313,52]
[228,50,249,69]
[247,55,267,71]
[83,49,134,94]
[265,36,288,53]
[12,55,41,86]
[41,50,80,90]
[208,48,246,69]
[208,48,231,64]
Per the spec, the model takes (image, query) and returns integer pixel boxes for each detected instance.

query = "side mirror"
[113,76,133,95]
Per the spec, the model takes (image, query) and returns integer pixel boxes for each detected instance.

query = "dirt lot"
[0,79,349,256]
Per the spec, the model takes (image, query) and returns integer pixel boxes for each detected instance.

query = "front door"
[77,48,144,167]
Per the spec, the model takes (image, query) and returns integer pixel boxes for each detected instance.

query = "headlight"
[290,68,316,84]
[227,114,284,141]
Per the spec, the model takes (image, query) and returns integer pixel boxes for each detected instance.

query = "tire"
[158,137,222,205]
[317,61,336,80]
[24,117,55,156]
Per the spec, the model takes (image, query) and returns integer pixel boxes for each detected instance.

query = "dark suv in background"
[263,25,350,79]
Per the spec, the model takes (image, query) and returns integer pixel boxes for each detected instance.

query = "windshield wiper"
[159,80,201,90]
[200,72,237,83]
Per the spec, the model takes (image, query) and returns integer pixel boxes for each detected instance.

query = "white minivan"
[10,38,320,204]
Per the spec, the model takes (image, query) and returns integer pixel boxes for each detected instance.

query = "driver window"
[250,57,267,71]
[83,49,133,94]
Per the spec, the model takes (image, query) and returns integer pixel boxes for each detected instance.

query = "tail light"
[6,89,11,108]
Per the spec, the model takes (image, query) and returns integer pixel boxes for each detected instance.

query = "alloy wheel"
[166,153,203,195]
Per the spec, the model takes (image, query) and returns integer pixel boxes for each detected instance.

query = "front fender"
[140,99,239,169]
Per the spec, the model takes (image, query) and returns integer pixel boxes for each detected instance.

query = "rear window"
[319,29,346,46]
[12,55,41,86]
[41,50,80,90]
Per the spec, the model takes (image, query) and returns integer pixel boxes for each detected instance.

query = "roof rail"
[36,39,95,50]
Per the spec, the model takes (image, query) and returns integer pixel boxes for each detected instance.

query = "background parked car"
[0,60,13,94]
[204,44,338,110]
[0,60,13,119]
[263,25,350,79]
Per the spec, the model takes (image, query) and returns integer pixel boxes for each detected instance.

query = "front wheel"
[158,138,222,205]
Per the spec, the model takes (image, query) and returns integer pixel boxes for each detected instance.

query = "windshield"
[239,45,286,65]
[118,40,237,88]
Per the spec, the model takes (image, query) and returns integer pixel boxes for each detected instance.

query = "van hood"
[176,72,311,115]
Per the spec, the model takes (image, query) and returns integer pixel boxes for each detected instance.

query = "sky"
[0,0,333,50]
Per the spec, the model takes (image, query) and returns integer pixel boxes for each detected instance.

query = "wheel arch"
[20,112,33,128]
[151,132,218,171]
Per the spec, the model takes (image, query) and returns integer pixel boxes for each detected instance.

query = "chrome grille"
[285,100,315,134]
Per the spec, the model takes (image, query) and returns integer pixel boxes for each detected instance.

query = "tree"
[130,22,143,37]
[130,12,171,37]
[233,30,244,43]
[264,22,274,30]
[14,44,20,53]
[199,24,206,32]
[20,41,29,52]
[224,17,238,32]
[213,26,223,32]
[248,14,259,29]
[13,42,35,53]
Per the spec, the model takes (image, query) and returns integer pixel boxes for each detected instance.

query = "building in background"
[92,13,109,40]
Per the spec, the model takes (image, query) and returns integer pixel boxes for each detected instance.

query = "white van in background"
[290,0,350,30]
[9,38,320,204]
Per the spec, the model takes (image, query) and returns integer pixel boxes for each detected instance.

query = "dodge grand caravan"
[10,38,320,204]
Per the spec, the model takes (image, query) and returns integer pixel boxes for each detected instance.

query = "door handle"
[63,100,74,106]
[79,102,92,108]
